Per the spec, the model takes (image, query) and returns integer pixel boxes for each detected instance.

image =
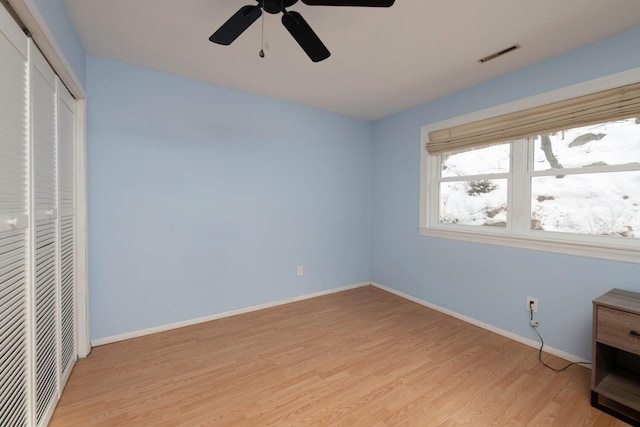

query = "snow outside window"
[420,116,640,264]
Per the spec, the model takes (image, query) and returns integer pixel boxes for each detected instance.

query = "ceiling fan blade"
[282,11,330,62]
[209,5,262,45]
[301,0,394,6]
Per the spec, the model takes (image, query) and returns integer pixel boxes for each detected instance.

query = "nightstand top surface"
[594,289,640,315]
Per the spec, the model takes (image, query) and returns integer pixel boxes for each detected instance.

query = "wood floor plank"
[51,286,628,426]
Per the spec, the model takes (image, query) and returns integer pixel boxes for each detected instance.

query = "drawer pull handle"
[631,330,640,338]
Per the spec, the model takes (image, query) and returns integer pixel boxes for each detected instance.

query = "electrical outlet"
[297,266,304,277]
[527,296,538,313]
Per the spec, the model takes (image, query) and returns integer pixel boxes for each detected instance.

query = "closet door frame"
[7,0,89,358]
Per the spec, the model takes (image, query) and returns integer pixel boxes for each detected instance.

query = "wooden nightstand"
[592,289,640,426]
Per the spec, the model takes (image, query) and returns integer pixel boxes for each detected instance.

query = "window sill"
[419,226,640,265]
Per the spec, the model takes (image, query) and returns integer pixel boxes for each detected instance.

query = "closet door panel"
[31,49,57,216]
[30,45,59,426]
[0,229,29,426]
[0,7,29,427]
[59,217,74,376]
[57,83,75,378]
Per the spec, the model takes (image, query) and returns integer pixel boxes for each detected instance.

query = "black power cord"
[529,302,591,372]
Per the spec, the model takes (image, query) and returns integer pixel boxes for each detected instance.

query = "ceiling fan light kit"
[209,0,395,62]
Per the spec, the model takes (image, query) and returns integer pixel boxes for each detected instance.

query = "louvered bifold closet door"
[57,81,75,380]
[30,45,60,425]
[0,7,30,427]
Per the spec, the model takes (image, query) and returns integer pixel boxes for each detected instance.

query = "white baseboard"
[92,281,591,366]
[371,282,591,366]
[91,282,370,347]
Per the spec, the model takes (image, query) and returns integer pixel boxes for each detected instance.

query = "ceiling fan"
[209,0,395,62]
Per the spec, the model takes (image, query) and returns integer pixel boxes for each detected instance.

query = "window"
[438,142,511,228]
[420,75,640,264]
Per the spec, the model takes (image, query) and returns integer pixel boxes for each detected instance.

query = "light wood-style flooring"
[51,286,627,426]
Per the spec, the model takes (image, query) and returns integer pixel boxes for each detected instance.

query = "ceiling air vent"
[478,44,521,63]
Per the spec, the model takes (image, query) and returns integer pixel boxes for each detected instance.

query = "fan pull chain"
[259,9,265,58]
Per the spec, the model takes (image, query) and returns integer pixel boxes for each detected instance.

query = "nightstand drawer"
[597,306,640,355]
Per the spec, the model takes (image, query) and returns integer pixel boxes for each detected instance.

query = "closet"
[1,4,78,426]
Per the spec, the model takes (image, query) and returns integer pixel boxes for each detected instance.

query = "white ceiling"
[64,0,640,120]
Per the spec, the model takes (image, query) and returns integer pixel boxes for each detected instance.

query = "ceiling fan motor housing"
[262,0,298,14]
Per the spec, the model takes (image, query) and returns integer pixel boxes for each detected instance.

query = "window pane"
[441,143,510,177]
[440,179,508,227]
[531,171,640,238]
[533,118,640,171]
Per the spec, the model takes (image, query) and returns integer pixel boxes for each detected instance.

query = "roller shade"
[427,82,640,154]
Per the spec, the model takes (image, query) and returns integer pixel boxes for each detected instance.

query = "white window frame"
[419,67,640,265]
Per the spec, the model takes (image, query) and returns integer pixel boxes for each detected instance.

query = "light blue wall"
[32,0,86,87]
[372,27,640,360]
[86,56,373,340]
